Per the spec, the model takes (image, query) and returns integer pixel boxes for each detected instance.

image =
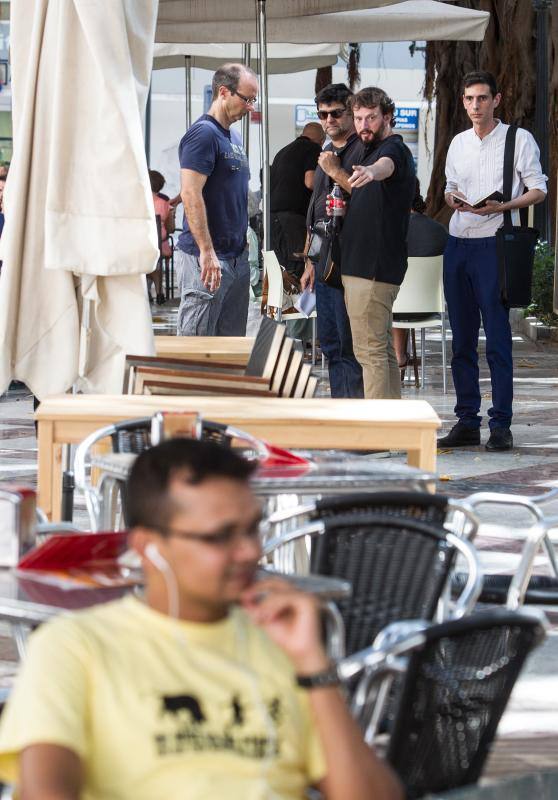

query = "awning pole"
[257,0,270,251]
[184,55,192,129]
[242,43,251,156]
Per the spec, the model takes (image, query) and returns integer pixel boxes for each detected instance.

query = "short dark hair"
[349,87,396,125]
[127,438,257,530]
[212,63,257,101]
[463,71,498,97]
[148,170,165,194]
[412,178,426,214]
[314,83,353,109]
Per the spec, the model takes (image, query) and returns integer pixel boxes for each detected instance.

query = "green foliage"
[525,242,558,326]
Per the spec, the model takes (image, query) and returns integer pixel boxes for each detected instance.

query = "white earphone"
[145,542,171,572]
[145,542,179,618]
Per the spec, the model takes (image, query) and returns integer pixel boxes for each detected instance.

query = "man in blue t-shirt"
[177,63,257,336]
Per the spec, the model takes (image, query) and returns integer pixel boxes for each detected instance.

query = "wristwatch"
[296,665,341,690]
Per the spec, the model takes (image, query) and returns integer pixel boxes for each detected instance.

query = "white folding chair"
[263,250,317,365]
[392,255,447,393]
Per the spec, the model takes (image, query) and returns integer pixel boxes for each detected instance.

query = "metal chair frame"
[74,415,274,531]
[74,418,152,532]
[265,491,479,540]
[461,489,558,608]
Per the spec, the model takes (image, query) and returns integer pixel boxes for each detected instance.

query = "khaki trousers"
[342,275,401,399]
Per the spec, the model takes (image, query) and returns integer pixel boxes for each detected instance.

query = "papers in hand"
[451,190,504,209]
[294,289,316,318]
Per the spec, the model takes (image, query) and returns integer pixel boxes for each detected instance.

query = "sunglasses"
[232,90,258,106]
[317,108,346,120]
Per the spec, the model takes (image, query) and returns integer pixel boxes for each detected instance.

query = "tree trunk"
[315,67,333,95]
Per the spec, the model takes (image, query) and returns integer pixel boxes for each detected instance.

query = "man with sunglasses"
[0,439,403,800]
[301,84,364,398]
[176,64,257,337]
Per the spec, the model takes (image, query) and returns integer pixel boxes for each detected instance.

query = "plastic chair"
[263,250,317,365]
[263,497,482,657]
[392,255,447,393]
[339,608,548,798]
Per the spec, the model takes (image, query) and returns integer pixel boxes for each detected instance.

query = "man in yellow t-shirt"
[0,439,403,800]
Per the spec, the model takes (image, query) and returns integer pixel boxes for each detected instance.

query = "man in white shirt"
[438,71,546,452]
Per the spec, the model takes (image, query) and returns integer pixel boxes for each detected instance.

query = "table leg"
[37,420,54,521]
[407,430,437,472]
[51,443,64,523]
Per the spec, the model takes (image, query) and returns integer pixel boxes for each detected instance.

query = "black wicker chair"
[265,491,478,548]
[339,608,548,799]
[263,501,482,657]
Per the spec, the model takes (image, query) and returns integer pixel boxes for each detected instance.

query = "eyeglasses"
[232,90,258,106]
[159,524,261,548]
[317,108,346,120]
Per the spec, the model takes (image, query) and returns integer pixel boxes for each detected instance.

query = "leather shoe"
[438,422,480,448]
[485,428,513,451]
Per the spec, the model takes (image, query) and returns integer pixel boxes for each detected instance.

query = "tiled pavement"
[1,306,558,783]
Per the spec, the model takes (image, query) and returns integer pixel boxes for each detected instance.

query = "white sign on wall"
[295,104,319,134]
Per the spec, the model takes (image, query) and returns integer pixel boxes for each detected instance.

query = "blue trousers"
[443,235,513,430]
[315,280,363,398]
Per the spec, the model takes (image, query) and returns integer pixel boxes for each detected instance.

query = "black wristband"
[296,665,340,690]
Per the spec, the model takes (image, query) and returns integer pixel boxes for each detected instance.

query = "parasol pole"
[257,0,270,251]
[184,55,192,129]
[242,43,251,156]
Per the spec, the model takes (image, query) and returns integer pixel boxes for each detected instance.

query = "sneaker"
[438,422,481,448]
[485,428,513,451]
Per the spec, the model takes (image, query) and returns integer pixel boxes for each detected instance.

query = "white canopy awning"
[156,0,489,44]
[157,0,406,29]
[153,42,341,73]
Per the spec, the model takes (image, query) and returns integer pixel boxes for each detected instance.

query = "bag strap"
[502,125,517,231]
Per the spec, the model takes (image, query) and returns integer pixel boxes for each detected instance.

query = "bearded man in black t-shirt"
[341,87,415,400]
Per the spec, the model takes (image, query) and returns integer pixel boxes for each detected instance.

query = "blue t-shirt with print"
[178,114,249,259]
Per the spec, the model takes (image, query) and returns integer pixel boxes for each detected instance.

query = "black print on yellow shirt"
[154,692,281,759]
[161,694,206,723]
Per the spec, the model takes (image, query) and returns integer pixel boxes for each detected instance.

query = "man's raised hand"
[241,578,328,674]
[348,165,375,188]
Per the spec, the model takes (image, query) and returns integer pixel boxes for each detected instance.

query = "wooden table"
[153,336,254,365]
[36,395,441,520]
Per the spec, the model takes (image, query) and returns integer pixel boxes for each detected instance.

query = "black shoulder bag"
[495,125,539,308]
[315,217,343,290]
